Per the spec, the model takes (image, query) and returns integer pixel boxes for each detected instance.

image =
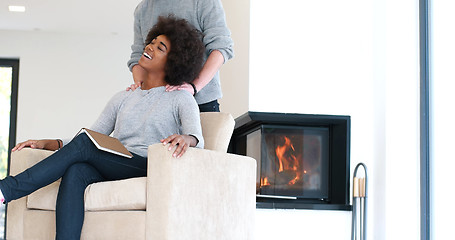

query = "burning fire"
[261,177,270,186]
[275,137,298,172]
[260,136,303,187]
[258,133,324,194]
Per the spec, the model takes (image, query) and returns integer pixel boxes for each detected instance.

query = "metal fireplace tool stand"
[351,163,367,240]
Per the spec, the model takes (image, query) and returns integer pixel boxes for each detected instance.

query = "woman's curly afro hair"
[145,15,205,86]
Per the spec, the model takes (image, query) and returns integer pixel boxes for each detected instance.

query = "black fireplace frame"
[228,112,352,211]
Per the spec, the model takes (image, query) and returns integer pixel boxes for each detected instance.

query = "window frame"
[0,58,19,240]
[419,0,430,239]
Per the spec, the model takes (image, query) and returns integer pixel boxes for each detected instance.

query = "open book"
[75,128,133,158]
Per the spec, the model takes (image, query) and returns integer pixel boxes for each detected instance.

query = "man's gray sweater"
[127,0,234,104]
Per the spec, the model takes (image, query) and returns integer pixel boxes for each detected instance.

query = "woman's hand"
[12,139,58,152]
[160,134,198,158]
[165,83,195,95]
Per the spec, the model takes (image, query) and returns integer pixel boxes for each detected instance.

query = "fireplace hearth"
[228,112,351,210]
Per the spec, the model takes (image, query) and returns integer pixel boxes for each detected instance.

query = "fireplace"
[229,112,351,210]
[254,125,330,199]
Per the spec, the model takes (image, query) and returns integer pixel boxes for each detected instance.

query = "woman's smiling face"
[139,35,171,73]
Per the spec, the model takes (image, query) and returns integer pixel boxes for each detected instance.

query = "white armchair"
[6,112,257,240]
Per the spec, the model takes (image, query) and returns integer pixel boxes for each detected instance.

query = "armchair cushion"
[84,177,146,211]
[26,177,147,211]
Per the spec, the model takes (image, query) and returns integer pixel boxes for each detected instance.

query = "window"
[0,59,19,239]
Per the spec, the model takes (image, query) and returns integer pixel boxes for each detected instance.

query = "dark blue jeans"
[198,100,220,112]
[0,133,147,240]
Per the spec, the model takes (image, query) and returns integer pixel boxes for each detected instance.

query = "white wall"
[219,0,249,118]
[0,30,133,141]
[248,0,420,239]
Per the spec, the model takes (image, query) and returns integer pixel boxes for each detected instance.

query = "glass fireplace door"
[248,125,329,199]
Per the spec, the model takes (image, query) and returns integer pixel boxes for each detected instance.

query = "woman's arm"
[12,139,62,152]
[89,91,127,135]
[160,92,204,158]
[160,134,198,158]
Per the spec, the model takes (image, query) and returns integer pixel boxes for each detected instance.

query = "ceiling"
[0,0,141,35]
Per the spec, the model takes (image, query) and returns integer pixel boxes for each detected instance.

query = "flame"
[261,177,270,186]
[275,136,302,185]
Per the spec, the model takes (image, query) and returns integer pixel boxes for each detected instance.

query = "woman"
[0,16,205,240]
[127,0,234,112]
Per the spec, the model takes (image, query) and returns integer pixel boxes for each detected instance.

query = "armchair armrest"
[9,148,55,175]
[7,148,56,240]
[145,144,257,240]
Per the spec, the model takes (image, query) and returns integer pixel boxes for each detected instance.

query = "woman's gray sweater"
[75,87,203,157]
